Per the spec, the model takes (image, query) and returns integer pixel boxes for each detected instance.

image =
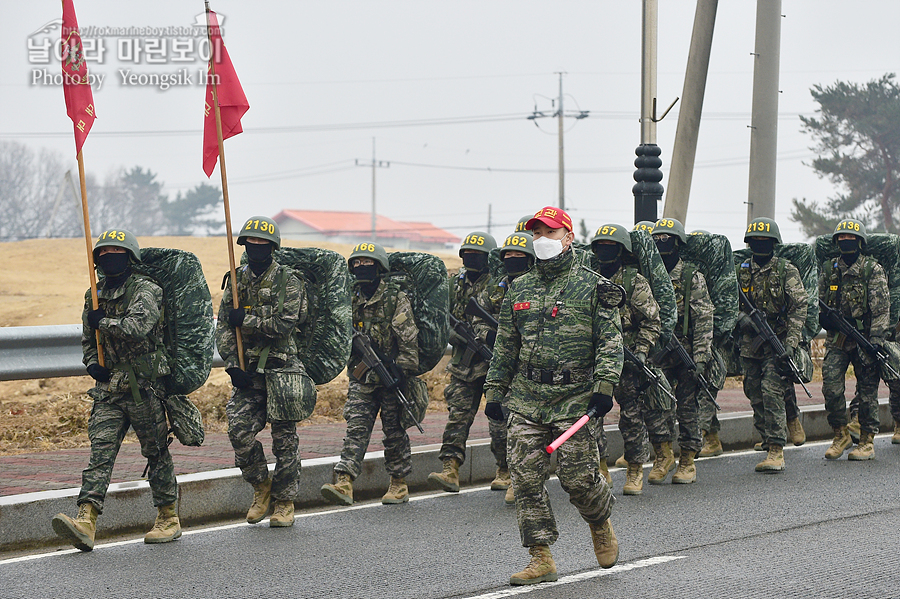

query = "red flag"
[61,0,96,155]
[203,10,249,177]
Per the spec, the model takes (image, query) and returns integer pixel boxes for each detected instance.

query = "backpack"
[386,251,450,375]
[680,233,740,342]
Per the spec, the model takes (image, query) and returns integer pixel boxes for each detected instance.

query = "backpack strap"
[681,263,696,337]
[623,266,637,299]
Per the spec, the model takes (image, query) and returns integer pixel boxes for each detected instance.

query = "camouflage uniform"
[216,261,308,502]
[80,275,176,512]
[485,248,621,547]
[737,258,808,448]
[334,279,419,480]
[652,259,714,454]
[441,269,505,467]
[819,256,890,433]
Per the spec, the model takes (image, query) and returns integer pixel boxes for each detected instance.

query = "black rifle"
[738,288,812,397]
[659,335,720,409]
[448,313,493,366]
[819,299,900,379]
[464,296,499,330]
[624,346,676,403]
[351,331,425,433]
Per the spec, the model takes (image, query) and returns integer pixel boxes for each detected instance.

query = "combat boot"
[614,454,628,468]
[144,503,181,543]
[753,442,766,451]
[427,457,461,493]
[505,484,515,505]
[755,445,785,472]
[490,467,511,491]
[589,519,619,568]
[848,431,875,461]
[671,450,697,484]
[321,472,354,506]
[246,478,273,523]
[698,431,723,457]
[787,417,806,446]
[825,426,852,460]
[847,415,861,443]
[599,460,612,485]
[623,463,643,495]
[52,502,98,551]
[509,545,558,585]
[269,500,295,527]
[382,477,409,504]
[893,421,900,445]
[647,442,676,485]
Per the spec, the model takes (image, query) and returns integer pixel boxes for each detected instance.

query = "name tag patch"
[513,302,531,311]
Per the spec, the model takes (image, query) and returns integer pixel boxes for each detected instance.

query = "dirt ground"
[0,236,461,455]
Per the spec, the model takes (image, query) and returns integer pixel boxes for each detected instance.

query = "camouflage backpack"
[680,233,740,342]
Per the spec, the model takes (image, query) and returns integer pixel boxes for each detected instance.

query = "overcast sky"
[3,1,898,249]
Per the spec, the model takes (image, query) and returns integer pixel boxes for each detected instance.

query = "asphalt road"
[2,437,899,599]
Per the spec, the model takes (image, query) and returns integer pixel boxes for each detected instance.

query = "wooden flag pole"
[77,149,104,367]
[206,1,245,370]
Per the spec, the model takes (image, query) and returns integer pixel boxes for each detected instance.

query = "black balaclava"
[503,255,531,278]
[462,252,488,282]
[748,238,776,266]
[593,244,622,279]
[96,252,131,289]
[245,242,274,275]
[655,236,680,272]
[838,237,861,266]
[353,264,381,298]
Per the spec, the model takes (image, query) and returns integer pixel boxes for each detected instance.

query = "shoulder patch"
[513,302,531,311]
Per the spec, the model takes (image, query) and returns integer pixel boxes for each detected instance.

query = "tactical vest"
[737,257,789,332]
[823,256,876,330]
[234,263,300,369]
[674,261,699,338]
[353,279,403,359]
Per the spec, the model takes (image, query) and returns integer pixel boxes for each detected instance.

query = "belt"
[521,365,591,385]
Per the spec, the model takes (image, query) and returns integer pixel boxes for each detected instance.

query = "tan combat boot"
[671,450,697,484]
[825,426,853,460]
[321,472,354,506]
[490,467,511,491]
[599,460,612,485]
[848,431,875,461]
[382,477,410,504]
[893,421,900,445]
[787,417,806,446]
[623,463,643,495]
[52,502,98,551]
[753,442,766,451]
[755,445,785,472]
[614,454,628,468]
[505,484,515,505]
[509,545,558,585]
[427,457,461,493]
[269,500,295,527]
[847,415,861,443]
[246,478,273,523]
[698,431,723,457]
[589,519,619,568]
[647,442,676,485]
[144,503,182,543]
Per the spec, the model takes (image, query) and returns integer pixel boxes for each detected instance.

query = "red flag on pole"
[61,0,96,155]
[203,10,249,177]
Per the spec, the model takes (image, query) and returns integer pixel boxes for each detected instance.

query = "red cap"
[525,206,573,232]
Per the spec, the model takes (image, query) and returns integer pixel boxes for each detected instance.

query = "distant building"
[273,209,460,251]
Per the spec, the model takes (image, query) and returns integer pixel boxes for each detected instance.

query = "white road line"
[456,555,686,599]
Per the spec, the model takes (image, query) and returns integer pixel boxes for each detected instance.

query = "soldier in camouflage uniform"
[428,232,505,494]
[216,217,309,528]
[485,207,621,586]
[819,219,889,461]
[736,218,808,472]
[321,242,420,505]
[591,224,662,496]
[649,218,714,484]
[52,229,181,551]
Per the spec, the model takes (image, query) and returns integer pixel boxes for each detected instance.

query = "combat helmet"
[690,229,710,236]
[832,218,868,247]
[500,232,535,260]
[349,241,390,272]
[652,218,687,244]
[633,221,655,234]
[93,228,140,262]
[744,217,782,244]
[515,215,534,235]
[237,216,281,249]
[459,231,497,257]
[591,223,632,253]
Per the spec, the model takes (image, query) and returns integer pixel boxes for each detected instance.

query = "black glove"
[485,401,505,421]
[819,311,838,332]
[588,393,614,417]
[228,307,246,328]
[226,367,254,389]
[87,309,106,329]
[86,363,111,382]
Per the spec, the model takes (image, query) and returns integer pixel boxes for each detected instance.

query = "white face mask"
[533,235,566,260]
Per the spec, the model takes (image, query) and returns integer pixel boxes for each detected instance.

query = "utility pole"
[487,203,493,235]
[355,137,389,239]
[529,72,589,210]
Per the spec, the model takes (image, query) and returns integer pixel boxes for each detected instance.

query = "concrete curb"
[2,400,895,553]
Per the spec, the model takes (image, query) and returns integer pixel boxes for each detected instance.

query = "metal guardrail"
[0,325,224,381]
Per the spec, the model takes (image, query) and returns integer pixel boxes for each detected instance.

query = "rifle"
[818,299,900,379]
[351,331,425,433]
[464,296,499,330]
[659,335,720,409]
[448,313,493,366]
[738,288,812,397]
[623,346,676,403]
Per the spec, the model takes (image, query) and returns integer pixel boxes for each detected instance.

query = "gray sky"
[3,1,898,249]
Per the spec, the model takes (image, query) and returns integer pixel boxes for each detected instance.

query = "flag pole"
[77,149,104,366]
[205,1,245,370]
